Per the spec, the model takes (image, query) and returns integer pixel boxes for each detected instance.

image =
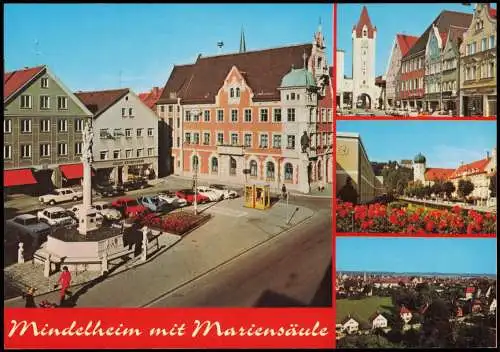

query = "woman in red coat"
[57,266,72,306]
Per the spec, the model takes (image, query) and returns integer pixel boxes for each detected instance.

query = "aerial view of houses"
[3,4,333,308]
[336,3,497,116]
[336,120,497,234]
[336,237,497,348]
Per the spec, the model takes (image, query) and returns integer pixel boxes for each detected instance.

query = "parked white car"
[39,188,83,205]
[196,186,221,202]
[69,204,104,224]
[208,184,239,199]
[157,192,188,208]
[37,207,76,227]
[93,201,122,221]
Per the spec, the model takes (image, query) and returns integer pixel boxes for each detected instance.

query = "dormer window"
[291,92,296,100]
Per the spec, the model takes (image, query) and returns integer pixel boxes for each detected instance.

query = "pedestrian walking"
[55,266,72,307]
[281,184,287,200]
[22,287,37,308]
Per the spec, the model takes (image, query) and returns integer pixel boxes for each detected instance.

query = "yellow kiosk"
[244,183,271,210]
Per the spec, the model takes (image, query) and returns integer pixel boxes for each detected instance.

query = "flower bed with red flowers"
[133,210,211,236]
[336,200,496,234]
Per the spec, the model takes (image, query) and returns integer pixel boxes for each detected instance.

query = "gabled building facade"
[441,26,468,114]
[156,25,332,193]
[4,65,93,191]
[75,89,159,184]
[398,10,472,111]
[385,34,418,108]
[460,3,497,116]
[424,24,447,112]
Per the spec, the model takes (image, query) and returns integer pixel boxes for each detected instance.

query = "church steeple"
[239,27,246,53]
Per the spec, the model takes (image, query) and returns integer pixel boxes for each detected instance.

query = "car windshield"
[20,217,38,226]
[126,200,139,207]
[52,211,68,219]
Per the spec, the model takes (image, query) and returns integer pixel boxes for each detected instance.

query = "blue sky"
[4,4,332,93]
[337,120,497,168]
[336,3,496,77]
[336,237,497,275]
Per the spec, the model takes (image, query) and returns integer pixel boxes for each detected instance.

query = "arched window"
[230,88,234,98]
[192,155,199,172]
[230,157,237,175]
[363,29,367,37]
[284,163,293,181]
[236,87,240,97]
[211,157,218,173]
[266,161,275,180]
[250,160,258,177]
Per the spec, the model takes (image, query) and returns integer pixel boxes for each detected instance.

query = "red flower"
[452,205,462,215]
[425,221,436,233]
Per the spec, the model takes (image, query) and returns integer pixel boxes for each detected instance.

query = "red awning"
[4,169,37,187]
[59,163,95,180]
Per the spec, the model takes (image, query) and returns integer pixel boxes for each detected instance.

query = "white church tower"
[413,153,427,183]
[352,6,380,109]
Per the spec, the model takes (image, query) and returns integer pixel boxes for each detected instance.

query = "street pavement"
[4,192,331,307]
[145,203,332,307]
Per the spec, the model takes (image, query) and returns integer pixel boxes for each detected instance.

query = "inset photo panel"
[335,3,497,118]
[335,120,497,236]
[335,237,497,348]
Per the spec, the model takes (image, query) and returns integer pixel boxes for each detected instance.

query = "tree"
[443,181,456,199]
[419,298,453,348]
[337,176,359,205]
[431,181,444,198]
[489,173,496,198]
[457,179,474,200]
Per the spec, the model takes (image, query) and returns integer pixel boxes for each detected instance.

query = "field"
[336,296,393,323]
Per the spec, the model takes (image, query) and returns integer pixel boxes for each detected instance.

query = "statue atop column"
[300,131,310,153]
[82,120,94,164]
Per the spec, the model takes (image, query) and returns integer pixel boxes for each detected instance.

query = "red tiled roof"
[159,44,313,104]
[353,6,376,39]
[396,34,419,56]
[4,65,45,100]
[400,306,412,314]
[450,158,491,179]
[425,168,454,181]
[75,88,129,117]
[138,87,163,110]
[466,287,476,293]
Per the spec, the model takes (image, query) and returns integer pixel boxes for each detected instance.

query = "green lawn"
[336,296,393,323]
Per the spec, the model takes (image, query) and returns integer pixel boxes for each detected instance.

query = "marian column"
[78,118,97,235]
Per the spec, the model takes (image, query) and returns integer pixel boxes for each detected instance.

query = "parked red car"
[111,197,147,218]
[175,189,209,205]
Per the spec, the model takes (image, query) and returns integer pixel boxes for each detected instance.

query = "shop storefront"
[93,157,158,184]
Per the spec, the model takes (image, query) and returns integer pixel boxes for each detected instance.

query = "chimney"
[486,150,490,159]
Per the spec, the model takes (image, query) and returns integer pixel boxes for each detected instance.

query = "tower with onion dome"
[413,153,426,183]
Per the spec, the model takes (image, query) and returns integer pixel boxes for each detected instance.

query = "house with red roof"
[155,24,332,193]
[384,33,419,108]
[460,3,497,117]
[412,149,496,203]
[400,305,413,324]
[138,87,164,111]
[465,286,476,300]
[4,65,93,191]
[74,88,159,184]
[448,151,497,201]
